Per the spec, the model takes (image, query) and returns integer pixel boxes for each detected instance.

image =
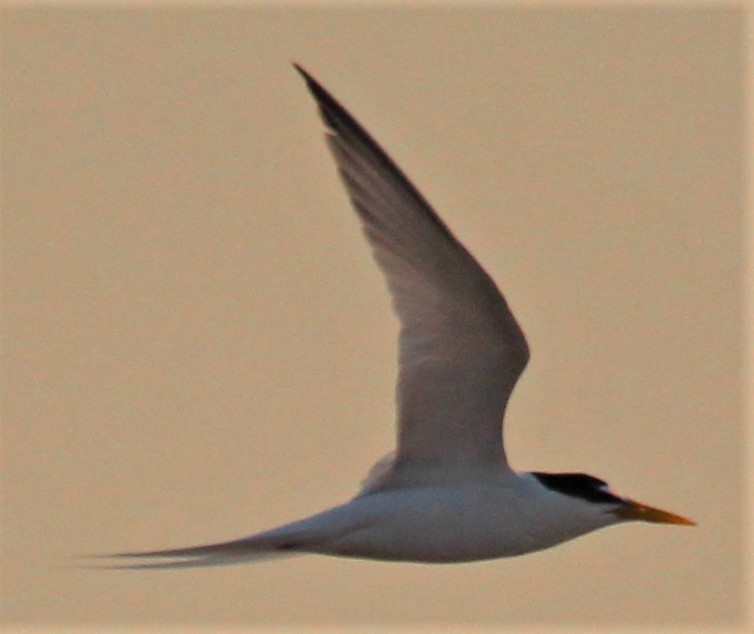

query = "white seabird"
[106,64,694,569]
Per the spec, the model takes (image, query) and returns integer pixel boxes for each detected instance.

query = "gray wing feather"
[296,65,529,473]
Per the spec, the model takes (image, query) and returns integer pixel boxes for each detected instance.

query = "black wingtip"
[292,62,319,92]
[291,63,370,141]
[292,63,332,106]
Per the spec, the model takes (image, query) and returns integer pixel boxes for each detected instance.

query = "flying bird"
[105,64,693,569]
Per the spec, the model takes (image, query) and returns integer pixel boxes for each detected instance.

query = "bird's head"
[531,471,695,526]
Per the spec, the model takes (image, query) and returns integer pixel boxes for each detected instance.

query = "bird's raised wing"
[295,65,529,477]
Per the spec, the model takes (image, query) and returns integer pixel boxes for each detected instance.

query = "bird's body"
[265,473,615,563]
[114,469,623,568]
[104,64,693,570]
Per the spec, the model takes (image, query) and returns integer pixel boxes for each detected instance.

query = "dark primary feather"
[293,63,461,246]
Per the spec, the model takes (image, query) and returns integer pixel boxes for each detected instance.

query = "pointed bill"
[615,499,696,525]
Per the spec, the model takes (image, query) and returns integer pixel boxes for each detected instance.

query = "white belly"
[294,477,606,563]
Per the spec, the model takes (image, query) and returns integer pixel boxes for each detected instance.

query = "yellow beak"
[615,500,696,525]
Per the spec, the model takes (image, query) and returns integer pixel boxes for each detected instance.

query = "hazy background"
[1,4,746,631]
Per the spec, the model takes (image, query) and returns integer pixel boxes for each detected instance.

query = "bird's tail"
[84,498,375,569]
[85,530,310,570]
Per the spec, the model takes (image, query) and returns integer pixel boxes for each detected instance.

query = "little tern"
[107,64,694,569]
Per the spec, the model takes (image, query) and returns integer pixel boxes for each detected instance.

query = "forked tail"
[89,532,309,570]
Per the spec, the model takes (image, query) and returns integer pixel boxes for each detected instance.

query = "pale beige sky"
[1,3,747,632]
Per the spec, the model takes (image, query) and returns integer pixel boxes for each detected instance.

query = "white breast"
[305,473,615,563]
